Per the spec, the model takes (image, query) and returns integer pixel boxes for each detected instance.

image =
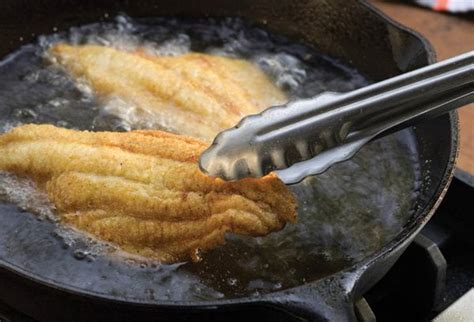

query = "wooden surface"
[370,0,474,174]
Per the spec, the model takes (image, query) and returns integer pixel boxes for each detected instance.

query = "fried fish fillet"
[48,44,287,141]
[0,124,296,263]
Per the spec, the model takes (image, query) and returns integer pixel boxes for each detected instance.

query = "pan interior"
[0,16,421,301]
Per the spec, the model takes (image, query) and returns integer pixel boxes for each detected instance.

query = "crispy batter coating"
[48,44,287,141]
[0,124,296,263]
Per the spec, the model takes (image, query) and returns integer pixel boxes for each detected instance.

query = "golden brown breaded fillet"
[48,44,287,141]
[0,124,296,263]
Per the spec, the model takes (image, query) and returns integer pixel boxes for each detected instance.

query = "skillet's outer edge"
[0,0,460,320]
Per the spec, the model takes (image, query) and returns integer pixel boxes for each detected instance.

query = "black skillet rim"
[0,0,460,310]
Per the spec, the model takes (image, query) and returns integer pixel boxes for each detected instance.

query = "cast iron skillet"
[0,0,459,321]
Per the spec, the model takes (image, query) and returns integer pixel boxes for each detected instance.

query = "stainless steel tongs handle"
[199,51,474,184]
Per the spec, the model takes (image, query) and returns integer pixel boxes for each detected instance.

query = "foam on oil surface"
[0,15,420,300]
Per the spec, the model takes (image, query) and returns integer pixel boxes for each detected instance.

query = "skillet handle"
[263,273,358,321]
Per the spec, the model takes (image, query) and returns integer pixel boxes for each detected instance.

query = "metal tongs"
[199,51,474,184]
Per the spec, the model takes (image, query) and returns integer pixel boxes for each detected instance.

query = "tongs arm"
[199,51,474,184]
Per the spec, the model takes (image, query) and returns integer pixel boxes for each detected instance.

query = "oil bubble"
[227,278,237,286]
[73,249,87,260]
